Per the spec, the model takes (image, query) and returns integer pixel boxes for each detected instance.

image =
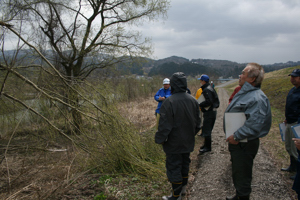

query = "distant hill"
[155,56,189,66]
[148,61,220,79]
[144,56,300,78]
[190,58,244,68]
[1,50,300,79]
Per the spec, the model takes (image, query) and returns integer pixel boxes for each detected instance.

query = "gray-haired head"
[245,63,265,86]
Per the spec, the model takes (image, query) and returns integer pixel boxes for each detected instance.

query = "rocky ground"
[184,87,295,200]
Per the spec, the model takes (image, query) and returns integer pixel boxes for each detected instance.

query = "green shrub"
[94,192,107,200]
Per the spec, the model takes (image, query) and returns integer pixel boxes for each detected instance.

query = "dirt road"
[187,88,293,200]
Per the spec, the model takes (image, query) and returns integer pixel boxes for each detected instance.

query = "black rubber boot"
[281,156,297,172]
[207,136,212,150]
[226,195,237,200]
[181,177,188,195]
[291,156,297,172]
[162,182,182,200]
[199,138,206,150]
[199,136,211,153]
[290,173,296,180]
[200,143,205,150]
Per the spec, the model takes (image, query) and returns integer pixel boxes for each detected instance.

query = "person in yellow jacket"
[195,88,203,136]
[195,88,202,100]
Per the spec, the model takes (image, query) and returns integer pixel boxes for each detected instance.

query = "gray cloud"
[140,0,300,64]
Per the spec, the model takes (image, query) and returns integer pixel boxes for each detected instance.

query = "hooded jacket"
[155,72,201,154]
[224,81,272,141]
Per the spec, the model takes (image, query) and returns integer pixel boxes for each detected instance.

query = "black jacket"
[285,86,300,124]
[199,83,220,112]
[155,72,201,154]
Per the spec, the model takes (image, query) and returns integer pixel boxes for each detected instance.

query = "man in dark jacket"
[198,74,220,153]
[282,69,300,180]
[155,72,201,200]
[291,71,300,199]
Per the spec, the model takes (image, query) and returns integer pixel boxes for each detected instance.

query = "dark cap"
[197,74,209,82]
[288,69,300,77]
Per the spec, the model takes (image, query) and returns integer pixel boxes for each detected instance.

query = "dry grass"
[0,143,79,199]
[118,97,157,132]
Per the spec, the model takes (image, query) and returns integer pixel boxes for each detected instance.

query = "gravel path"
[187,87,293,200]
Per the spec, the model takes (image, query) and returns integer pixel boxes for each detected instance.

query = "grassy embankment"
[0,73,204,200]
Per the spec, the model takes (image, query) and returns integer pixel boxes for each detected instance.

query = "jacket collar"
[226,82,259,111]
[201,82,210,89]
[239,82,260,94]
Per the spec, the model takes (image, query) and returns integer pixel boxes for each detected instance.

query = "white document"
[291,124,300,138]
[197,94,205,104]
[224,112,248,142]
[279,123,286,141]
[197,94,210,110]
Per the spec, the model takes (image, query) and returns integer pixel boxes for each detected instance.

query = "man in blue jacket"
[282,69,300,180]
[225,63,272,200]
[155,72,201,200]
[154,78,172,129]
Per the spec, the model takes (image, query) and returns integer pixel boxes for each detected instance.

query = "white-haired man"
[225,63,272,200]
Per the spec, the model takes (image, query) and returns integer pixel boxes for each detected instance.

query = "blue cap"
[198,74,209,82]
[288,69,300,77]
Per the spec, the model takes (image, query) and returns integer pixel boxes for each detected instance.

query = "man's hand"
[226,135,239,145]
[293,138,300,150]
[159,96,166,101]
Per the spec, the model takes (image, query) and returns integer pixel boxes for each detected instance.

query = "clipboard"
[291,123,300,138]
[224,112,248,142]
[197,94,205,104]
[279,123,286,141]
[197,94,210,110]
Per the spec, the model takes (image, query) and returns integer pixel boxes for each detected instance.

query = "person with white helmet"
[210,81,215,89]
[154,78,172,129]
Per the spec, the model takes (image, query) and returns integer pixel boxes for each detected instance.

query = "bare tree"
[0,0,169,131]
[3,0,169,77]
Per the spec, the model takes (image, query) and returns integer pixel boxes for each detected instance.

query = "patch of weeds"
[131,176,139,182]
[99,174,169,199]
[152,184,159,189]
[99,175,112,185]
[90,179,98,185]
[94,192,107,200]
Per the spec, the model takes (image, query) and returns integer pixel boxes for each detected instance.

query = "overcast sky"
[138,0,300,64]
